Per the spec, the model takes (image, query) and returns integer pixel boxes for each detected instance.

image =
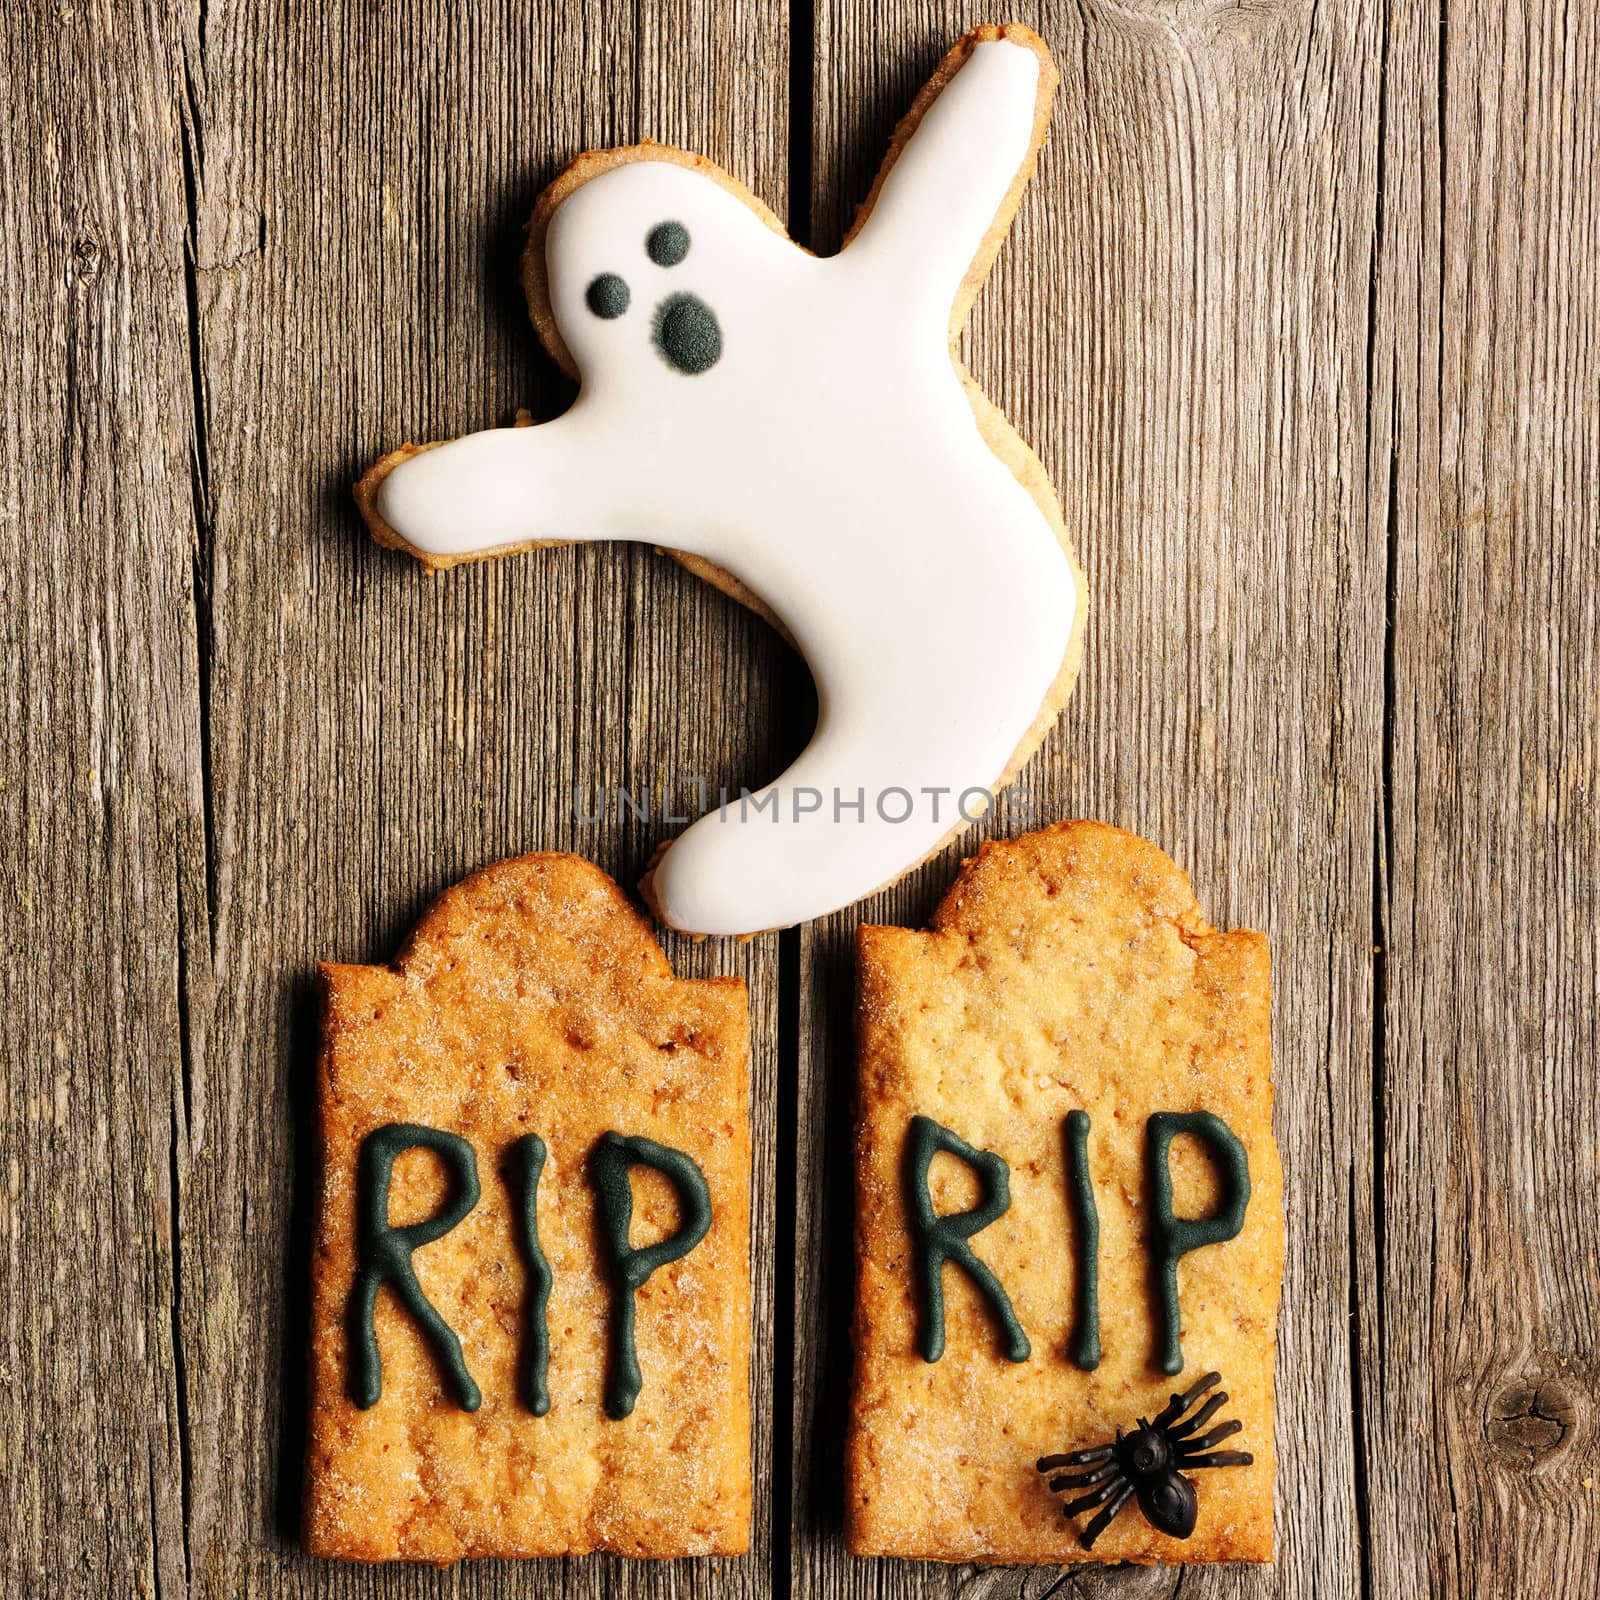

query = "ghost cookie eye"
[652,291,722,375]
[645,220,690,266]
[586,272,631,319]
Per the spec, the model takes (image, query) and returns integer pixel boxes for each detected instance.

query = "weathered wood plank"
[7,3,1600,1597]
[793,3,1384,1595]
[0,4,202,1595]
[171,2,789,1595]
[1366,2,1600,1593]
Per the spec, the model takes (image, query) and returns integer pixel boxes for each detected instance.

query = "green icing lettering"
[348,1122,482,1411]
[1147,1111,1251,1376]
[1064,1110,1101,1370]
[589,1131,713,1419]
[906,1114,1030,1365]
[508,1133,554,1416]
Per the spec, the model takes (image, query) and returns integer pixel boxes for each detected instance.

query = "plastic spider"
[1036,1371,1253,1549]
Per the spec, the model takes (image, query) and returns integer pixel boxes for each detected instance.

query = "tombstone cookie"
[303,854,751,1561]
[355,23,1087,937]
[848,822,1282,1564]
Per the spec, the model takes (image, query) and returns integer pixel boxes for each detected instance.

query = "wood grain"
[3,1,1598,1596]
[1365,2,1600,1593]
[182,4,791,1593]
[794,0,1594,1596]
[3,1,789,1595]
[0,4,201,1595]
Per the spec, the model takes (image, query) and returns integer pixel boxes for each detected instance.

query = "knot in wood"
[1483,1369,1581,1472]
[72,235,103,283]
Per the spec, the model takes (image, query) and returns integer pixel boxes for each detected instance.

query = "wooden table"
[5,2,1597,1595]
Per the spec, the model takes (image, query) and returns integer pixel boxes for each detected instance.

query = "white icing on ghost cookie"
[360,25,1086,937]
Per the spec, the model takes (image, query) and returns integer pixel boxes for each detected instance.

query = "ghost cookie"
[848,822,1282,1564]
[303,854,752,1562]
[355,24,1087,937]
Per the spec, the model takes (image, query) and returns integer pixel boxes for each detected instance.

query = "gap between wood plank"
[1354,4,1395,1596]
[774,6,817,1595]
[169,23,212,1594]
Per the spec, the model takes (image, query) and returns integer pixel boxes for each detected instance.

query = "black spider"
[1036,1371,1253,1549]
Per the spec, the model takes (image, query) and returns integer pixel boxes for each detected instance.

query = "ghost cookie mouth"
[650,290,722,374]
[353,24,1087,937]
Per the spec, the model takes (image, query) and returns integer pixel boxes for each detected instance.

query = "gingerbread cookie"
[303,854,751,1562]
[848,821,1281,1564]
[355,24,1087,937]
